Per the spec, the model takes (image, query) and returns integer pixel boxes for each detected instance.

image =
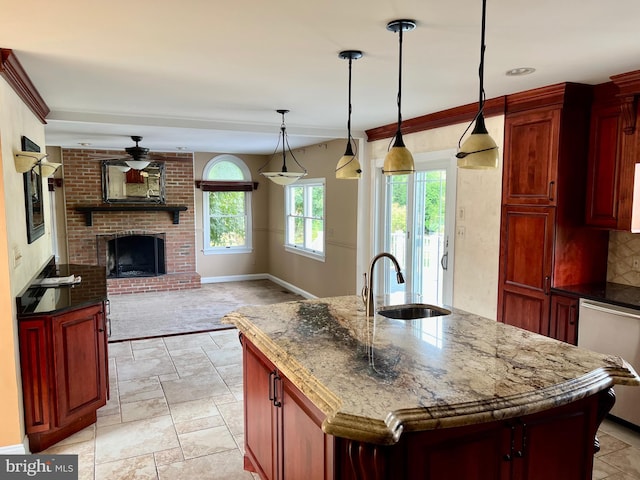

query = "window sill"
[284,245,325,262]
[203,247,252,255]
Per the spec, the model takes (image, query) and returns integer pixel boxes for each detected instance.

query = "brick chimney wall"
[62,149,200,295]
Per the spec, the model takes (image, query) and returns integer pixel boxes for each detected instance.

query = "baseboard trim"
[0,438,29,454]
[200,274,316,299]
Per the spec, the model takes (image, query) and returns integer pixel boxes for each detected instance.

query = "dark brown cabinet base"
[242,337,612,480]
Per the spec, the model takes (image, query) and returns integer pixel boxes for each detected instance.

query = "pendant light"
[456,0,499,169]
[336,50,363,179]
[383,19,416,176]
[259,110,307,186]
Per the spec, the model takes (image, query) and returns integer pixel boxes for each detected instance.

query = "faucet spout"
[363,252,405,317]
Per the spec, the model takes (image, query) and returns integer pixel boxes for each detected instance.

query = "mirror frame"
[102,160,166,204]
[22,136,45,244]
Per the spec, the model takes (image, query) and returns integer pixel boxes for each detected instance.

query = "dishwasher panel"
[578,299,640,428]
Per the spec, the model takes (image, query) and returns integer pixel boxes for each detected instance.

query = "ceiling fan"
[88,135,166,169]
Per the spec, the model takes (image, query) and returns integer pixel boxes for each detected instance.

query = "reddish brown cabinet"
[19,302,108,452]
[498,84,609,335]
[243,338,331,480]
[550,294,579,345]
[585,72,640,231]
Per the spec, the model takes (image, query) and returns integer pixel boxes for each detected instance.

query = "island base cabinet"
[243,337,333,480]
[335,390,605,480]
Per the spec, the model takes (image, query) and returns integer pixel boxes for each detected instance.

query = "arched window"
[202,155,252,254]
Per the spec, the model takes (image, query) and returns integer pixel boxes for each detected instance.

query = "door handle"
[269,371,276,404]
[440,252,448,271]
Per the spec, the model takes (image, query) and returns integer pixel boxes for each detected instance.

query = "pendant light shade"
[456,0,499,169]
[259,110,307,186]
[336,50,363,179]
[383,19,416,176]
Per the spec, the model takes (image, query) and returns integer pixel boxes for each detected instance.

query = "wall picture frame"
[22,136,45,243]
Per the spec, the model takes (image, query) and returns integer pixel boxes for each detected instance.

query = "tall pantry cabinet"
[497,83,609,336]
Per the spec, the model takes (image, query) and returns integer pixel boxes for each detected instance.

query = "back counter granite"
[223,296,639,480]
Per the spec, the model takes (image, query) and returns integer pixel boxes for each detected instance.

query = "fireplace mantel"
[75,205,188,226]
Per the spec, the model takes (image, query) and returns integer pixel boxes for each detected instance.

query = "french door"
[377,151,456,306]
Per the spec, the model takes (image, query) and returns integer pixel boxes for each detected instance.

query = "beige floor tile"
[174,361,218,378]
[121,397,170,423]
[601,419,640,449]
[42,439,95,480]
[158,372,180,382]
[94,454,157,480]
[169,396,220,423]
[178,424,237,459]
[154,447,184,467]
[163,333,217,351]
[97,396,120,418]
[216,363,243,386]
[96,413,122,428]
[204,347,242,367]
[52,424,95,446]
[174,415,225,435]
[210,331,242,350]
[157,448,253,480]
[600,446,640,478]
[217,401,244,436]
[119,376,165,404]
[593,457,624,479]
[597,432,633,457]
[213,393,238,405]
[116,356,177,381]
[133,345,171,359]
[168,347,212,366]
[131,338,167,350]
[95,415,179,464]
[108,341,133,358]
[161,373,230,404]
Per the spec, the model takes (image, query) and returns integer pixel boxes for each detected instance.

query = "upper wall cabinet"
[585,71,640,231]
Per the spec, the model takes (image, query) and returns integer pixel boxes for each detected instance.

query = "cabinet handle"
[269,371,275,403]
[273,374,282,408]
[544,276,551,295]
[548,181,555,201]
[107,317,111,337]
[503,454,512,461]
[105,299,111,315]
[569,304,577,325]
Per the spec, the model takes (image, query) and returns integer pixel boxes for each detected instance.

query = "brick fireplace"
[62,149,200,295]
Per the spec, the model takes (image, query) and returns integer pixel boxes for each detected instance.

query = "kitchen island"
[223,296,639,480]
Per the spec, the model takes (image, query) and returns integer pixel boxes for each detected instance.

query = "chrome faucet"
[361,252,405,317]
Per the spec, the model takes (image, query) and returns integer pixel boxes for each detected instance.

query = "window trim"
[202,155,253,255]
[284,177,326,262]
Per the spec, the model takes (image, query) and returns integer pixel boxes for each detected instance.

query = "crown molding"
[0,48,49,123]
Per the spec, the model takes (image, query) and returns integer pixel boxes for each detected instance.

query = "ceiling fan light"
[126,160,151,170]
[115,165,132,173]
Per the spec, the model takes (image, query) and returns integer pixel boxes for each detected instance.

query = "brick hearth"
[62,149,200,295]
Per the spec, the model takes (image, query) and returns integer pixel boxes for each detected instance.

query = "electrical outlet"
[633,257,640,271]
[12,246,22,267]
[458,207,465,221]
[456,226,465,238]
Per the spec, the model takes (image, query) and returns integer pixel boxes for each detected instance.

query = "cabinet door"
[585,103,622,228]
[503,108,561,206]
[498,206,555,335]
[52,304,107,426]
[244,340,277,480]
[19,319,51,433]
[550,295,579,345]
[280,376,330,480]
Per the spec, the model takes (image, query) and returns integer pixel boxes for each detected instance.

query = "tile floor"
[42,330,640,480]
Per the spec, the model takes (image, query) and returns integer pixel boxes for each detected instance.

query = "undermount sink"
[376,303,451,320]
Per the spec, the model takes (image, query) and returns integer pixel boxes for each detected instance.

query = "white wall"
[366,116,504,320]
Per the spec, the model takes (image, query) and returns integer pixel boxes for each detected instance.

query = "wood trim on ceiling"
[0,49,50,123]
[365,96,506,142]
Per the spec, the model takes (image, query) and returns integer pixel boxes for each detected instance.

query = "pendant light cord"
[396,25,404,136]
[347,56,354,153]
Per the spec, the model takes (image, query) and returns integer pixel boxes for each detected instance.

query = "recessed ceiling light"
[506,67,536,77]
[78,142,92,146]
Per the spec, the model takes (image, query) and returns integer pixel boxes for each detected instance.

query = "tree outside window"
[203,156,252,254]
[285,178,325,260]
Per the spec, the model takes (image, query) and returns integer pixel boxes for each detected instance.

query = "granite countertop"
[223,296,640,445]
[16,264,107,317]
[552,282,640,310]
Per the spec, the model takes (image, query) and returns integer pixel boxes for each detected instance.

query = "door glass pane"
[386,175,408,302]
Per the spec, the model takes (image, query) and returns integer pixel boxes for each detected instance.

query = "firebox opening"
[98,233,166,278]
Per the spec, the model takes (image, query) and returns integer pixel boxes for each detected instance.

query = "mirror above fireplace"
[102,160,166,204]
